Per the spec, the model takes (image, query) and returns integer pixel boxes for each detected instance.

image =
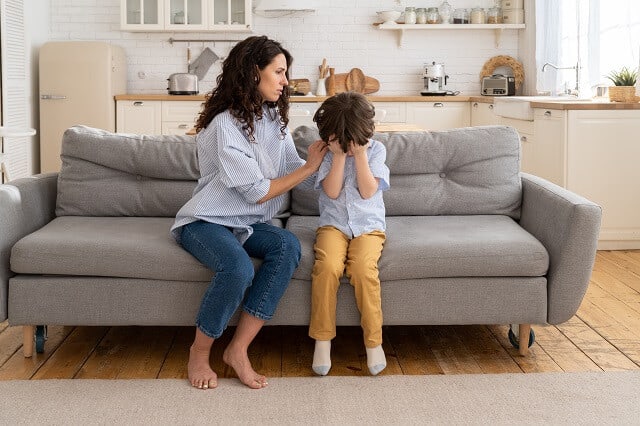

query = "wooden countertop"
[115,94,208,101]
[115,94,640,110]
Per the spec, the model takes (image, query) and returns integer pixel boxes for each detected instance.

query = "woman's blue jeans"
[180,220,301,339]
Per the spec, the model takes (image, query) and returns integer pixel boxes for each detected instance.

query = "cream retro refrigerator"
[39,41,127,173]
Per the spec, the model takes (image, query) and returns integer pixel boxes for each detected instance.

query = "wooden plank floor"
[1,250,639,380]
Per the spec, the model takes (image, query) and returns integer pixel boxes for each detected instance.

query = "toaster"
[167,73,199,95]
[481,74,516,96]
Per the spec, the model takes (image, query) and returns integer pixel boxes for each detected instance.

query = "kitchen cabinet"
[470,101,499,126]
[513,106,640,249]
[116,100,162,134]
[565,110,640,249]
[371,102,407,124]
[287,101,406,132]
[532,108,566,186]
[120,0,251,32]
[500,115,534,174]
[121,0,164,31]
[405,101,470,130]
[161,100,204,135]
[288,102,319,131]
[471,101,541,178]
[116,99,202,135]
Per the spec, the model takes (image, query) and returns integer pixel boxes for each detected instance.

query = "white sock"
[366,345,387,375]
[312,340,332,376]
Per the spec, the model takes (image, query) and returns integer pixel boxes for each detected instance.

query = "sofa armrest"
[519,173,602,324]
[0,173,58,321]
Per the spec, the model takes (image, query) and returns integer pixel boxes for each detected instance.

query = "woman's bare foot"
[222,344,267,389]
[188,345,218,390]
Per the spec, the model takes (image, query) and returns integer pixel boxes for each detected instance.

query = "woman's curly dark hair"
[194,35,292,140]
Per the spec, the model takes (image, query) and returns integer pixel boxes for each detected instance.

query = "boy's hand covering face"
[326,136,347,156]
[349,141,369,157]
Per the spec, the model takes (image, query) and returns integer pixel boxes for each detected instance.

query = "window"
[536,0,639,96]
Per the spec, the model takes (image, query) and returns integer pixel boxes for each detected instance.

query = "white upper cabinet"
[210,0,251,30]
[165,0,207,31]
[121,0,251,32]
[122,0,165,31]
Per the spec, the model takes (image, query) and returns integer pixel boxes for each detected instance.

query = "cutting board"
[332,69,380,94]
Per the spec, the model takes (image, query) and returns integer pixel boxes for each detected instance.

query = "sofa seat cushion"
[10,217,213,282]
[286,215,549,281]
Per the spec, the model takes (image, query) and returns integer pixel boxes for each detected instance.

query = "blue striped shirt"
[316,139,390,238]
[171,105,305,244]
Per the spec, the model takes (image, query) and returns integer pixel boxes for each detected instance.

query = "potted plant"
[605,66,639,102]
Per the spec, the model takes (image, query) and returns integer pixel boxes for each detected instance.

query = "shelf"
[376,23,526,48]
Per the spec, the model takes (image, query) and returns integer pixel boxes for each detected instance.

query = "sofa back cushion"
[56,126,198,217]
[291,125,522,218]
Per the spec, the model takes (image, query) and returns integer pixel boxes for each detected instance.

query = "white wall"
[38,0,528,96]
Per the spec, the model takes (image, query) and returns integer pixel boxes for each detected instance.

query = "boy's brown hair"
[313,92,376,153]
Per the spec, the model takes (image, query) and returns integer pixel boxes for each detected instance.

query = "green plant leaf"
[605,67,638,86]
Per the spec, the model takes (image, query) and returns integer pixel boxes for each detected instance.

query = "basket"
[608,86,640,102]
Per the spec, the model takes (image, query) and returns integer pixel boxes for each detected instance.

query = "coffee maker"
[421,62,449,95]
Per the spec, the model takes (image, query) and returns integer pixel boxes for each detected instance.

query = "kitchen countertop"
[114,94,640,110]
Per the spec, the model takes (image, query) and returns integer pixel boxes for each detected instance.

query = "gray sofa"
[0,124,601,357]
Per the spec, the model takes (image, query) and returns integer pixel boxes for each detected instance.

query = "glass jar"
[416,8,427,24]
[470,7,486,24]
[452,8,469,24]
[439,1,452,24]
[404,7,417,24]
[487,7,503,24]
[426,7,439,24]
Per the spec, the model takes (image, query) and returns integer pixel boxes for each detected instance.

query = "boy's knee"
[313,258,345,278]
[346,260,378,282]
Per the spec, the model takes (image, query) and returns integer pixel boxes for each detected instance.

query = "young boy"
[309,92,390,376]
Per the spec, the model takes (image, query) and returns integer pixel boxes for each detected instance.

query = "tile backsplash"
[47,0,521,96]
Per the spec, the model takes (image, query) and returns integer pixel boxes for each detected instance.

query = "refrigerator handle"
[40,95,67,100]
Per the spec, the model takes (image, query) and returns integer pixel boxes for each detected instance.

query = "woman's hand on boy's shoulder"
[304,140,329,171]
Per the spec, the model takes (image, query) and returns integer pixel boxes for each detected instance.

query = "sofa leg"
[518,324,531,356]
[23,325,34,358]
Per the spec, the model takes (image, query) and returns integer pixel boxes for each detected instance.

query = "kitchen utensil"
[376,10,401,24]
[289,78,311,95]
[481,74,516,96]
[319,58,328,78]
[189,47,219,81]
[422,62,449,95]
[167,73,198,95]
[326,68,336,96]
[331,73,380,94]
[346,68,366,93]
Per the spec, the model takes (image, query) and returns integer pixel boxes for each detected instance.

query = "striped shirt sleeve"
[209,115,270,203]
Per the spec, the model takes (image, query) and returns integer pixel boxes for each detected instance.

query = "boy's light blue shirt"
[315,139,390,239]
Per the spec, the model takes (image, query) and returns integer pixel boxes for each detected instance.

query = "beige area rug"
[1,372,639,425]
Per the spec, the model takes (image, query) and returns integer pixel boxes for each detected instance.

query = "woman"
[171,36,327,390]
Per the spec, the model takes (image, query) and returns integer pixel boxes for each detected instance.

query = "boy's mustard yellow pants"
[309,225,386,348]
